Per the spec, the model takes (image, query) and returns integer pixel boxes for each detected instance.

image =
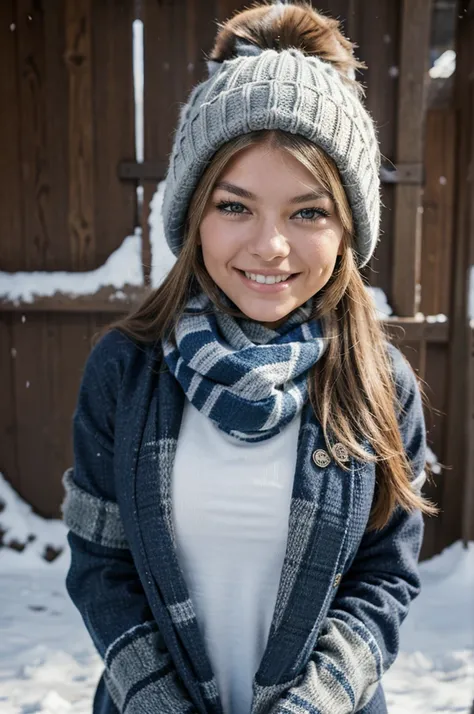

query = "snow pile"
[0,473,67,564]
[149,181,176,288]
[366,286,393,318]
[384,540,474,713]
[0,560,102,714]
[425,313,448,323]
[0,231,143,305]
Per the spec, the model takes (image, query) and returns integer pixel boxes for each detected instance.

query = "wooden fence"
[0,0,472,560]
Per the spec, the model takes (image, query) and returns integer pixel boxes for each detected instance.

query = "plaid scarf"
[162,292,326,442]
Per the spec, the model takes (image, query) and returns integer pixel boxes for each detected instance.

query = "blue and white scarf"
[162,292,326,442]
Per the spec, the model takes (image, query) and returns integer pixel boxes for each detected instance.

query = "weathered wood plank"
[463,327,474,542]
[45,314,95,516]
[142,0,222,281]
[43,0,70,270]
[392,0,432,316]
[92,0,136,267]
[444,3,474,549]
[215,1,250,24]
[12,313,52,515]
[16,0,51,271]
[355,0,400,303]
[0,0,23,272]
[315,0,350,25]
[421,109,456,316]
[143,0,216,164]
[0,285,147,313]
[65,0,95,271]
[10,312,95,517]
[423,341,448,555]
[0,315,20,493]
[384,318,449,344]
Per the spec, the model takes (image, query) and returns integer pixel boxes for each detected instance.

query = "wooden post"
[444,0,474,547]
[65,0,95,271]
[461,3,474,546]
[464,326,474,542]
[392,0,432,316]
[420,109,456,317]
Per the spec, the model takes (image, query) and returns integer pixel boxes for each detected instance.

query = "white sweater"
[172,400,300,714]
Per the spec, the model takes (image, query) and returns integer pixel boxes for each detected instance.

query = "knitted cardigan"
[62,329,427,714]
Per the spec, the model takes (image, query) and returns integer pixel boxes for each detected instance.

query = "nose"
[248,223,290,262]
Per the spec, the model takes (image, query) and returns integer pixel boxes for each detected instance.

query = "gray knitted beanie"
[161,42,380,267]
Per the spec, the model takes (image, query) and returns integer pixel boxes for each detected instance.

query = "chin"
[238,303,291,325]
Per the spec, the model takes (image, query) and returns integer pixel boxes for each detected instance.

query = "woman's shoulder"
[82,328,156,395]
[384,341,420,408]
[89,327,152,365]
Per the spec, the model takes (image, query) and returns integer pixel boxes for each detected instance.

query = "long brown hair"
[110,2,437,530]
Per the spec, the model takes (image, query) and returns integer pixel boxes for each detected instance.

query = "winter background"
[0,20,473,714]
[0,469,473,714]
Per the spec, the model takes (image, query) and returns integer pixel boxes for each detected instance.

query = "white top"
[171,400,300,714]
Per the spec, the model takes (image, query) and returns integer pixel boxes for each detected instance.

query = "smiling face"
[198,142,345,328]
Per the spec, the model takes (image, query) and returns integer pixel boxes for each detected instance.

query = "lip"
[238,268,295,276]
[234,268,298,293]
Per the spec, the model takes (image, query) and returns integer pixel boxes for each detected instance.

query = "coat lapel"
[133,357,223,714]
[253,404,355,691]
[120,347,357,714]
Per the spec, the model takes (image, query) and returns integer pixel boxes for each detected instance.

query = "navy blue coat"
[63,330,427,714]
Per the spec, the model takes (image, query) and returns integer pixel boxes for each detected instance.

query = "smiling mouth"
[237,269,298,285]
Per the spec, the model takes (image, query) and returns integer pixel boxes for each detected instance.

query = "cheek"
[200,234,231,269]
[200,217,242,268]
[304,231,342,275]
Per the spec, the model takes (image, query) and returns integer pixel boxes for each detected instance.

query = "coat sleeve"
[62,331,197,714]
[270,346,427,714]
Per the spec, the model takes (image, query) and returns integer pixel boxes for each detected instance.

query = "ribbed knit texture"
[162,292,326,442]
[162,47,381,266]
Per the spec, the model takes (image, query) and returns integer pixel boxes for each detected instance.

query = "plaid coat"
[62,329,427,714]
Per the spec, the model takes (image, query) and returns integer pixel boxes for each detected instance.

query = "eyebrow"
[214,181,331,204]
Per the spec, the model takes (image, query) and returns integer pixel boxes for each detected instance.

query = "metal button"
[333,443,349,463]
[333,573,342,588]
[312,449,331,468]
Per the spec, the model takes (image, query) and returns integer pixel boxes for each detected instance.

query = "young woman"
[62,3,436,714]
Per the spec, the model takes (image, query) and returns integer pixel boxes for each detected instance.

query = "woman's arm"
[63,332,197,714]
[269,346,427,714]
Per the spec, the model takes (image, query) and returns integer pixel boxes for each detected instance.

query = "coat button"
[312,449,331,468]
[333,443,349,463]
[333,573,342,588]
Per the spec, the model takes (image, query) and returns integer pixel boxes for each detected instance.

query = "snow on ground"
[1,475,473,713]
[383,540,474,713]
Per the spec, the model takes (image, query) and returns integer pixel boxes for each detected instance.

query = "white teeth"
[244,272,291,284]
